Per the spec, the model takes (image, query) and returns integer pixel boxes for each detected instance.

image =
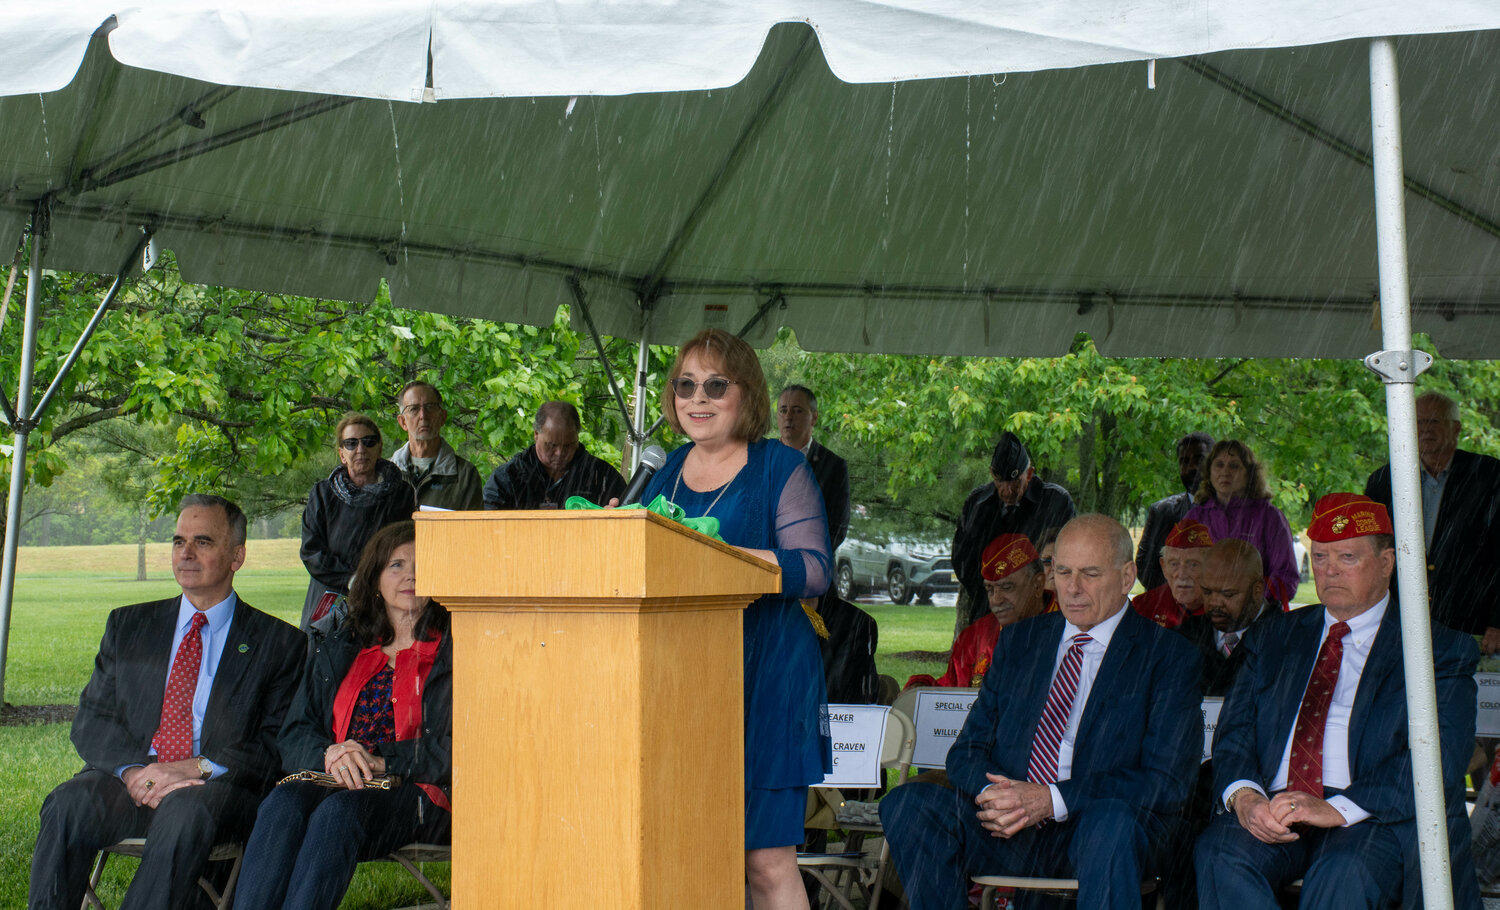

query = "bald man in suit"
[30,495,304,910]
[885,515,1202,908]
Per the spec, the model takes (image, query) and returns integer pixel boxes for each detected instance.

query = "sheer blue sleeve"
[772,461,832,598]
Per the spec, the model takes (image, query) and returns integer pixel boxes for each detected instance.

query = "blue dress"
[644,439,834,848]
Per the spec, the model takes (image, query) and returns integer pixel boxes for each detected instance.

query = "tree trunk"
[1098,411,1124,517]
[136,508,148,581]
[1077,415,1099,513]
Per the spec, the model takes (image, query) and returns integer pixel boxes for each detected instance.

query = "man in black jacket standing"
[30,495,304,910]
[484,401,626,510]
[952,432,1075,631]
[1136,432,1213,590]
[777,385,850,549]
[1365,390,1500,651]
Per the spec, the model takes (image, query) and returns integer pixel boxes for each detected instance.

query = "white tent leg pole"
[0,212,46,706]
[1365,36,1453,910]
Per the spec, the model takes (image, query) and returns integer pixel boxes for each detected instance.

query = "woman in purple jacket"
[1183,439,1300,608]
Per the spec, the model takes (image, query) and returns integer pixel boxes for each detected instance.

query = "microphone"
[621,445,667,505]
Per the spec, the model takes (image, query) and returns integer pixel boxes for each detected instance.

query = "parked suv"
[833,508,958,604]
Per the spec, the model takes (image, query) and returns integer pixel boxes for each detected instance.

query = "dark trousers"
[883,780,1168,910]
[233,780,450,910]
[1194,812,1404,910]
[29,769,260,910]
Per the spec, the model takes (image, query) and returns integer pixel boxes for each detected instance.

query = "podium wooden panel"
[415,509,781,909]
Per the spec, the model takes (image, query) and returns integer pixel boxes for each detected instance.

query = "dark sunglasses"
[671,377,737,400]
[340,435,380,451]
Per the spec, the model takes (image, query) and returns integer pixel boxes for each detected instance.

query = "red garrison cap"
[981,534,1039,581]
[1163,519,1213,549]
[1307,492,1393,542]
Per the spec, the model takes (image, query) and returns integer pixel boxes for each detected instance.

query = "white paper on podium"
[1477,673,1500,736]
[821,705,889,787]
[1201,697,1224,763]
[911,689,979,769]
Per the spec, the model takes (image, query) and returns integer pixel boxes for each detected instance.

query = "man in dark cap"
[952,432,1076,630]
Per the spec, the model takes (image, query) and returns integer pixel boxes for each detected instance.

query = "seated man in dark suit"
[1179,538,1269,698]
[1196,492,1481,910]
[30,495,306,910]
[884,514,1203,909]
[1163,539,1270,909]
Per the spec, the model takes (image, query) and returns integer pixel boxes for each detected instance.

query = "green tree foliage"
[0,255,646,523]
[784,332,1500,534]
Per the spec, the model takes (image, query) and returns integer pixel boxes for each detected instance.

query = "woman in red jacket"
[236,521,450,910]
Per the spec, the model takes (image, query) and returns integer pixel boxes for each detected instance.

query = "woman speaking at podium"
[644,328,833,910]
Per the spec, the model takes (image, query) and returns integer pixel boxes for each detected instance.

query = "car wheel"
[836,562,855,601]
[888,566,913,605]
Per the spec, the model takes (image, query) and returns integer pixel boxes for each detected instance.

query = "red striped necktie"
[152,612,208,763]
[1027,632,1093,785]
[1286,620,1350,797]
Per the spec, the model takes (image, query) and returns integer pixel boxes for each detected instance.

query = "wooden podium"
[414,509,781,909]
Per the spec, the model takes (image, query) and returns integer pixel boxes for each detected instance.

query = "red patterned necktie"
[1027,632,1093,785]
[152,612,208,763]
[1286,620,1349,797]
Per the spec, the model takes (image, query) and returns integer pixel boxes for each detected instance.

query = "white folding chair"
[81,838,242,910]
[798,707,915,910]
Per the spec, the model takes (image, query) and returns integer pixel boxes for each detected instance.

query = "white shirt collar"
[177,591,237,634]
[1061,600,1129,648]
[1324,592,1388,644]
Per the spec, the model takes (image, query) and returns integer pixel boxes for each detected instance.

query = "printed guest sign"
[820,705,889,787]
[910,688,980,769]
[1202,697,1224,763]
[1477,673,1500,737]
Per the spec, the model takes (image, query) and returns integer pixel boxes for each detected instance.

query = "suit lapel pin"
[238,643,249,653]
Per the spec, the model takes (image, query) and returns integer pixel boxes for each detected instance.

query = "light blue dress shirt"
[117,593,237,780]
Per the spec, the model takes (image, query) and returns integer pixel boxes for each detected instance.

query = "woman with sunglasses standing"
[299,413,417,630]
[642,328,832,910]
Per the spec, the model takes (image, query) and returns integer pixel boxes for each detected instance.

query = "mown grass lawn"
[0,541,956,907]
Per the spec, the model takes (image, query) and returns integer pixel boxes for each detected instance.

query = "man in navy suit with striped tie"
[1196,492,1480,909]
[884,514,1203,909]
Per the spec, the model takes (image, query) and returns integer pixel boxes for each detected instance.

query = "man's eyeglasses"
[340,435,380,451]
[671,377,737,400]
[400,402,443,417]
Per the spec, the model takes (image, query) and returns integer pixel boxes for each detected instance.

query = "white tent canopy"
[1,4,1498,358]
[1,7,1497,907]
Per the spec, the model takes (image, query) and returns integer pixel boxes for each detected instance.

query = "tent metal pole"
[566,275,634,442]
[0,205,48,706]
[1365,36,1453,910]
[627,308,652,475]
[30,230,151,426]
